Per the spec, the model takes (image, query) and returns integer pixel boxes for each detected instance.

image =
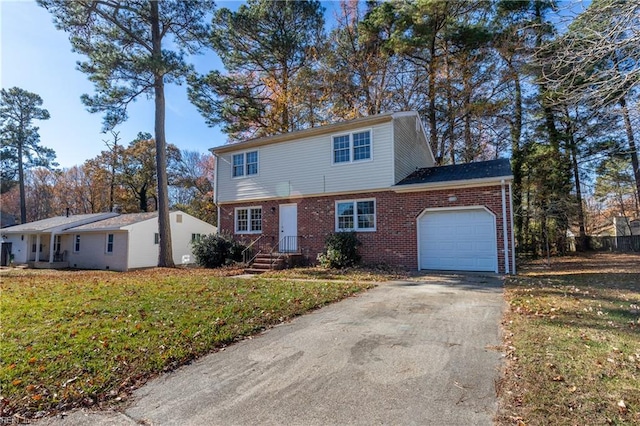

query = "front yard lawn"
[498,253,640,425]
[0,268,373,419]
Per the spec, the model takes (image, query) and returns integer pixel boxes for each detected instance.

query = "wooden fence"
[584,235,640,252]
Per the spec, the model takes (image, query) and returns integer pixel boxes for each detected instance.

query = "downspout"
[214,153,220,232]
[501,180,510,274]
[509,182,516,274]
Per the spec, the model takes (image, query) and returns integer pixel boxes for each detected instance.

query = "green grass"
[0,268,373,418]
[498,256,640,425]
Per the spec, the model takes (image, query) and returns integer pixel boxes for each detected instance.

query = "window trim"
[106,233,114,254]
[234,206,263,234]
[331,129,373,165]
[231,150,259,178]
[335,198,377,232]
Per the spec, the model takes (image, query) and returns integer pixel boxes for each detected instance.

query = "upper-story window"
[232,150,259,177]
[333,130,371,164]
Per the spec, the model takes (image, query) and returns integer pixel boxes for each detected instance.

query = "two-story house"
[212,111,515,274]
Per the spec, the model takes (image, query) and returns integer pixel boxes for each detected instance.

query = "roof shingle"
[396,158,512,186]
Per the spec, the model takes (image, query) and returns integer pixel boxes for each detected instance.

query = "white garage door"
[418,208,497,272]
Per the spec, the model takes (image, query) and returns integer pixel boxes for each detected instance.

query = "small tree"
[317,232,361,269]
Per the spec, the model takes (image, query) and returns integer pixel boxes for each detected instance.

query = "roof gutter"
[391,175,514,193]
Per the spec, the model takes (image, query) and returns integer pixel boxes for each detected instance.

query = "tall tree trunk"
[445,45,456,164]
[151,0,174,267]
[18,141,26,223]
[568,127,586,251]
[507,59,524,250]
[428,35,439,163]
[139,183,148,212]
[619,96,640,208]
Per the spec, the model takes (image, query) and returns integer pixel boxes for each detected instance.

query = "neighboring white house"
[1,212,119,265]
[1,211,217,271]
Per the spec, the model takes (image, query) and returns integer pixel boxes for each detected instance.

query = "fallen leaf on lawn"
[12,379,22,386]
[618,400,628,414]
[552,375,564,382]
[568,385,577,393]
[32,394,42,401]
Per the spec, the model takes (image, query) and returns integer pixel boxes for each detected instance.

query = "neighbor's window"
[154,233,160,244]
[333,130,371,164]
[106,233,114,253]
[232,151,259,177]
[74,235,81,252]
[235,207,262,234]
[336,199,376,231]
[191,233,202,243]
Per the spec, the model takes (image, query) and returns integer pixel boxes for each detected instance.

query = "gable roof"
[2,213,118,233]
[211,111,418,154]
[68,212,159,231]
[396,158,513,187]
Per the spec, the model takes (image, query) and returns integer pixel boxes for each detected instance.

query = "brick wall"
[219,184,514,273]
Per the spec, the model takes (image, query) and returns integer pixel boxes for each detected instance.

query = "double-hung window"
[232,151,259,177]
[336,199,376,232]
[235,207,262,234]
[106,233,114,253]
[333,130,371,164]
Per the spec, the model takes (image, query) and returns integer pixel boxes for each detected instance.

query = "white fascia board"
[391,175,514,193]
[216,187,391,205]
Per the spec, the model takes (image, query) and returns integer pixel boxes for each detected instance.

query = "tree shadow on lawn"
[508,272,640,336]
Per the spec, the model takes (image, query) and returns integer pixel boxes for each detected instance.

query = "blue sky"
[1,1,341,169]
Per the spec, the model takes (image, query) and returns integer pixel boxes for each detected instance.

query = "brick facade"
[219,185,514,273]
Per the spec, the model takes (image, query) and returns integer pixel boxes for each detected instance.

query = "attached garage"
[418,207,498,272]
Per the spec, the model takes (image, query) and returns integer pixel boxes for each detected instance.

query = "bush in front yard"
[191,233,246,268]
[317,232,361,268]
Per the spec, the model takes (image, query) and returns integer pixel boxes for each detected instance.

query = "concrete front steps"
[244,253,304,274]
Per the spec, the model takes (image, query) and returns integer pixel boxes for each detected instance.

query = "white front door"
[279,204,298,253]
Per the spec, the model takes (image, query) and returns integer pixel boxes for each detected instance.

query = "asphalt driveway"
[44,274,505,426]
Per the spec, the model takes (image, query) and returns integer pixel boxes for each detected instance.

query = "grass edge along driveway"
[0,268,373,419]
[497,253,640,426]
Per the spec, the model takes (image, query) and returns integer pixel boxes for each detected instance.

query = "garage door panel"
[419,209,497,272]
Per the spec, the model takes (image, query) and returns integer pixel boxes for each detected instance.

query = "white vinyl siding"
[216,122,394,203]
[67,232,128,271]
[394,115,434,183]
